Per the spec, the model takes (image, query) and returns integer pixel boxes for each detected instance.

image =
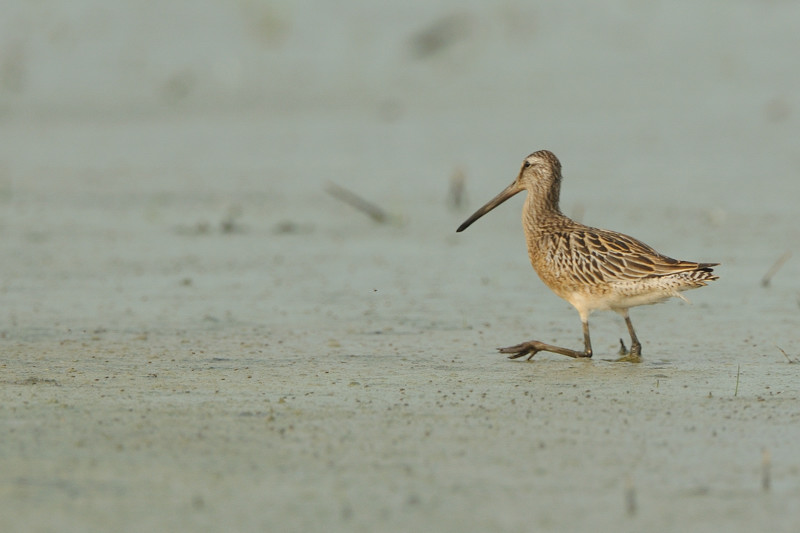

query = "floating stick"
[326,182,389,223]
[761,251,791,287]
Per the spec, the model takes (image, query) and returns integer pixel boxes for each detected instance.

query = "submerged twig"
[761,251,792,287]
[449,168,467,209]
[625,475,637,516]
[734,364,740,396]
[326,182,389,223]
[762,448,771,492]
[776,345,797,364]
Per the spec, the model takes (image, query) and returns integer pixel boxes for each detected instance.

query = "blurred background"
[2,0,798,207]
[0,0,798,332]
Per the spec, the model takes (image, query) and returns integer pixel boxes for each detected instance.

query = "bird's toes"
[618,338,629,356]
[498,342,539,360]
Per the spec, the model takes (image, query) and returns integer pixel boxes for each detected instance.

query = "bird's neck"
[523,180,563,228]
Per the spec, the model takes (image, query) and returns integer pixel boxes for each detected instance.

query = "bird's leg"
[615,310,642,362]
[499,319,593,360]
[582,319,593,356]
[623,313,642,356]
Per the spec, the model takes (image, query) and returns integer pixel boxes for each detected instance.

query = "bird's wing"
[550,227,713,284]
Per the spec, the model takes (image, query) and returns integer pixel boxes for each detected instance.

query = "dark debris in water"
[409,13,472,59]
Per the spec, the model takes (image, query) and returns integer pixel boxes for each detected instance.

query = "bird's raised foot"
[499,341,542,360]
[498,340,592,360]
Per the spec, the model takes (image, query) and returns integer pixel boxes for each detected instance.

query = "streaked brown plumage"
[457,150,718,361]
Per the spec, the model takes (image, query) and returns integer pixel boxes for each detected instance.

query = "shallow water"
[2,1,800,532]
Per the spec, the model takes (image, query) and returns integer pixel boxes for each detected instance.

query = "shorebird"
[457,150,718,362]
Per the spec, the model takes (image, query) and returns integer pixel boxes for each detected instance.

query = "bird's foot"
[618,339,629,356]
[499,340,592,361]
[614,339,642,363]
[499,341,542,361]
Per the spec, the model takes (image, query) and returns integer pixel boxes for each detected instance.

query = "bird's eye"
[523,161,532,169]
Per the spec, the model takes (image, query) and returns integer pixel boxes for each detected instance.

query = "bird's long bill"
[456,180,523,232]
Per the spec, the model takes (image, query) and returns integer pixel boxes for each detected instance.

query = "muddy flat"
[2,2,800,532]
